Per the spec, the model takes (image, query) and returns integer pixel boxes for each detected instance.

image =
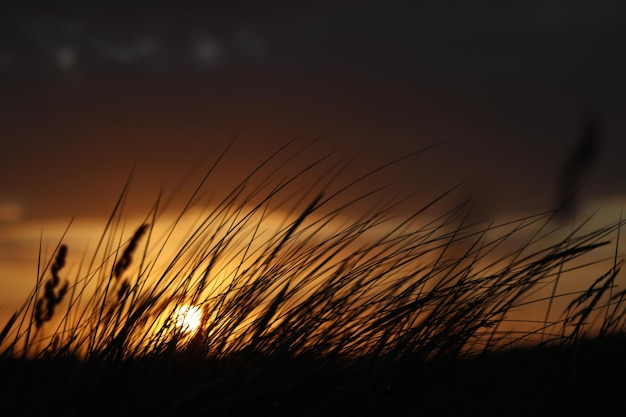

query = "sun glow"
[175,305,203,333]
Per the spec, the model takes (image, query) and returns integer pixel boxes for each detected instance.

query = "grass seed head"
[34,245,69,329]
[114,224,149,279]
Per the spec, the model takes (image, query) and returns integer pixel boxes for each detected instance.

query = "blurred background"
[1,1,626,307]
[1,1,626,220]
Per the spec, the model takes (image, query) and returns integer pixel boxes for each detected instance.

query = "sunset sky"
[1,2,626,313]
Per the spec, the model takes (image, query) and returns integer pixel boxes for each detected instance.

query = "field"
[1,139,625,416]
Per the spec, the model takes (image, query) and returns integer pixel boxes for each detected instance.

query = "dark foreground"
[1,337,625,417]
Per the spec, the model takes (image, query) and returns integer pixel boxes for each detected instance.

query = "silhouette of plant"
[34,245,69,329]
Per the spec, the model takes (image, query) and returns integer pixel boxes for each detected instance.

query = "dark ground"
[1,336,625,416]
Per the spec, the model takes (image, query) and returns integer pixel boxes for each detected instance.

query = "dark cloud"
[1,1,625,220]
[2,2,625,78]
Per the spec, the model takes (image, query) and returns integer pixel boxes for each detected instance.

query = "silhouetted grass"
[1,138,625,416]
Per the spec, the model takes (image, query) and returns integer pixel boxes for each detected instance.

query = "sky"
[1,1,626,219]
[1,2,626,313]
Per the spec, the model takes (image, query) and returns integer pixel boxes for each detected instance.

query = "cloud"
[192,35,221,65]
[0,201,23,224]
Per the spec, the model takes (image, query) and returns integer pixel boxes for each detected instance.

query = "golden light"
[175,305,203,333]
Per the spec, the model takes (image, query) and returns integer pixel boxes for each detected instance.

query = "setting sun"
[175,305,203,333]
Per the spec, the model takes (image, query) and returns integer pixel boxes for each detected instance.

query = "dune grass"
[1,138,625,415]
